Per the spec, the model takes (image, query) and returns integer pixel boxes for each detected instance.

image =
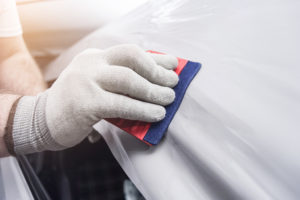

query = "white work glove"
[10,44,179,154]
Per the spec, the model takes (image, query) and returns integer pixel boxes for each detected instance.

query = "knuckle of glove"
[114,44,143,55]
[99,66,135,88]
[104,44,146,65]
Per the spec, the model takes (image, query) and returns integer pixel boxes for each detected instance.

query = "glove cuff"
[13,91,66,155]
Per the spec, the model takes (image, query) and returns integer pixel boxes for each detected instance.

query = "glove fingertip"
[147,106,166,122]
[165,71,179,88]
[166,55,179,70]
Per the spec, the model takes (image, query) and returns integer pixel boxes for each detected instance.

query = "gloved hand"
[10,44,179,154]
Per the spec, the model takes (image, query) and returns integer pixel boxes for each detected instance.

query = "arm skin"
[0,36,47,157]
[0,36,47,95]
[0,94,20,157]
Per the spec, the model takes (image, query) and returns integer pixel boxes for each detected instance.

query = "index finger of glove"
[103,44,179,88]
[148,53,178,70]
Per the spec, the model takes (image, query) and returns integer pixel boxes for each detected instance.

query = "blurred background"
[16,0,147,71]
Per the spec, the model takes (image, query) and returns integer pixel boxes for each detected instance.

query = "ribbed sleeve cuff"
[12,92,66,155]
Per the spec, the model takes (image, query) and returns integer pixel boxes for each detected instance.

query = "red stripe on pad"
[106,118,151,140]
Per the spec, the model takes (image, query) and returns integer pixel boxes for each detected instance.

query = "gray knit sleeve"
[12,92,66,155]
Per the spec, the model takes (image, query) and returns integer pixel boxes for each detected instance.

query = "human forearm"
[0,36,47,95]
[0,51,47,95]
[0,93,20,157]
